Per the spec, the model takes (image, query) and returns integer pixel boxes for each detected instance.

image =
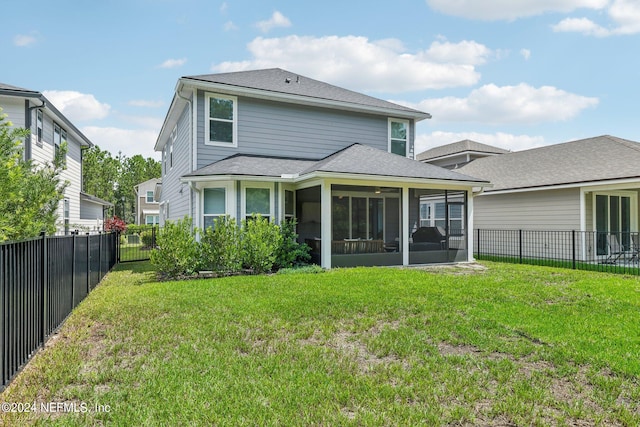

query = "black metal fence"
[118,226,158,262]
[0,231,117,391]
[475,229,640,275]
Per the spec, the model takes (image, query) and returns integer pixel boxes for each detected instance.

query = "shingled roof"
[457,135,640,192]
[183,68,430,119]
[184,143,487,184]
[416,139,510,162]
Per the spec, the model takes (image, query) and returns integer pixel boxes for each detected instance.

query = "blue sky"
[2,0,639,160]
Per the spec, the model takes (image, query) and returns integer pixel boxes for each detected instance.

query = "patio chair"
[605,234,629,264]
[631,234,640,263]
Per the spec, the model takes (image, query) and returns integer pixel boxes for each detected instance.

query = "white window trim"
[201,181,235,230]
[146,191,155,203]
[169,125,176,170]
[281,186,296,222]
[204,92,238,148]
[241,181,274,221]
[591,190,638,233]
[145,214,159,225]
[388,118,410,158]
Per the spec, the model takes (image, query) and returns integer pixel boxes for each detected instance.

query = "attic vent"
[285,76,300,84]
[285,78,291,83]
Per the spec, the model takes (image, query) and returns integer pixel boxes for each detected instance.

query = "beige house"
[134,178,161,225]
[419,135,640,262]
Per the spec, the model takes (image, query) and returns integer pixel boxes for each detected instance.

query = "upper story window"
[146,191,155,203]
[389,119,409,157]
[36,109,43,145]
[53,123,67,164]
[169,125,176,169]
[205,93,237,147]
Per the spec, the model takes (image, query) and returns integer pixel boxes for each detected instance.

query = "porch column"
[321,181,332,269]
[402,187,409,266]
[467,189,474,262]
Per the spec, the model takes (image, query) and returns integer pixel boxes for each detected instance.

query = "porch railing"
[475,229,640,275]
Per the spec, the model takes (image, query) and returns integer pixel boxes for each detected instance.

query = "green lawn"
[2,262,639,425]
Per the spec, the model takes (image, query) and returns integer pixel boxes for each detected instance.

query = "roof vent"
[285,77,291,83]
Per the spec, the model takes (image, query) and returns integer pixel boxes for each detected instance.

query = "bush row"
[150,216,311,278]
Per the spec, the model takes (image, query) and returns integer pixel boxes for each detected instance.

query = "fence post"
[519,229,523,264]
[86,233,90,294]
[572,230,576,270]
[476,229,480,257]
[40,230,47,345]
[116,231,120,263]
[71,231,76,308]
[98,232,102,281]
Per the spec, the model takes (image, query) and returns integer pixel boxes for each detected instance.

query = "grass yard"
[1,262,639,425]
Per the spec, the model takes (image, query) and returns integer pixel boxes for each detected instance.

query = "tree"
[82,147,161,223]
[0,109,67,241]
[82,145,119,207]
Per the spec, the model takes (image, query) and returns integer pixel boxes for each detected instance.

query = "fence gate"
[118,227,158,262]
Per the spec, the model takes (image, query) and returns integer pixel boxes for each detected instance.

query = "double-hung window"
[203,188,227,230]
[205,93,237,147]
[53,123,67,164]
[245,187,271,221]
[389,119,409,157]
[146,191,155,203]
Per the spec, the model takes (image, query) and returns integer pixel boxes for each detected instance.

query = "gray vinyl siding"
[196,91,406,168]
[161,105,192,222]
[473,188,581,231]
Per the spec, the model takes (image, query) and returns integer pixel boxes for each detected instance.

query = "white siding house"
[0,83,112,233]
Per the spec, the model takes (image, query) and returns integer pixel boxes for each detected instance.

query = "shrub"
[200,216,242,275]
[105,216,127,233]
[275,218,311,269]
[241,215,283,274]
[140,230,155,248]
[150,217,199,278]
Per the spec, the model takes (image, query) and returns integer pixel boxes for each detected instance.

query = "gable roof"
[183,68,430,119]
[457,135,640,192]
[184,143,488,185]
[416,139,510,162]
[0,81,93,147]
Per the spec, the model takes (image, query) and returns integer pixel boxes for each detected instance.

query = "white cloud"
[82,127,159,160]
[220,2,228,13]
[224,21,238,31]
[212,35,491,92]
[415,131,546,155]
[43,90,111,122]
[553,0,640,36]
[13,34,38,47]
[520,48,531,60]
[426,0,608,21]
[256,11,292,33]
[159,58,187,69]
[128,100,165,108]
[407,83,598,124]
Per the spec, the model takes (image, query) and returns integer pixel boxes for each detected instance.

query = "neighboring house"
[154,68,489,268]
[423,135,640,261]
[0,83,112,233]
[417,139,510,169]
[134,178,161,225]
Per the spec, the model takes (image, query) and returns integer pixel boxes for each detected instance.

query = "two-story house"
[134,178,161,225]
[154,68,488,268]
[0,83,112,233]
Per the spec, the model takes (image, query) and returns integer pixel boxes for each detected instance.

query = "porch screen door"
[595,194,631,255]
